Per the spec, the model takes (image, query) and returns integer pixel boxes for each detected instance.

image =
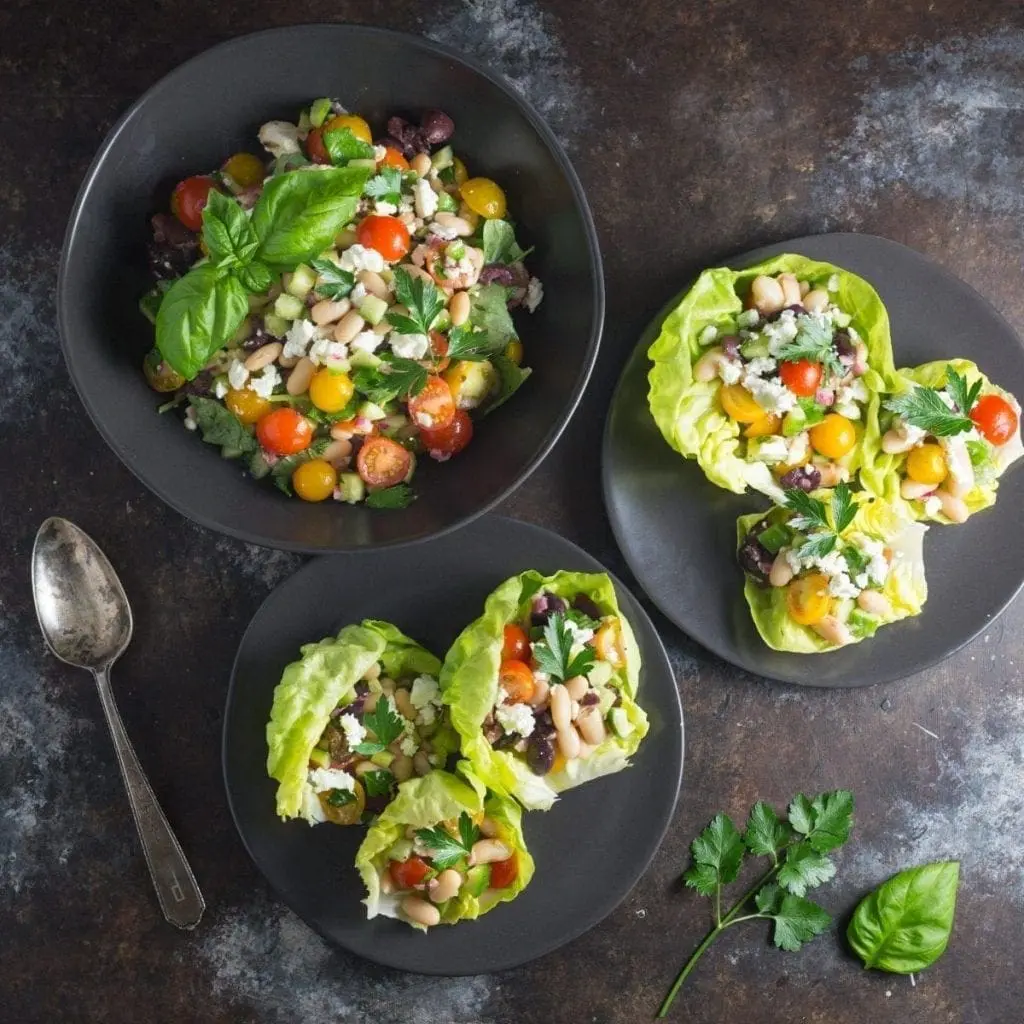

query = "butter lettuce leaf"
[648,254,898,501]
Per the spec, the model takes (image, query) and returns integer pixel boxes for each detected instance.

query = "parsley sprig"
[310,258,355,300]
[352,355,429,404]
[532,611,596,684]
[783,481,856,561]
[366,484,415,509]
[775,316,843,379]
[885,368,980,437]
[364,167,404,206]
[353,697,405,756]
[386,267,445,336]
[415,811,480,870]
[658,790,854,1017]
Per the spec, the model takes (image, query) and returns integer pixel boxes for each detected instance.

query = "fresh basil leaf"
[156,264,248,379]
[481,219,528,264]
[252,167,371,267]
[365,484,415,509]
[188,397,258,457]
[310,258,355,300]
[323,127,375,163]
[202,190,259,267]
[484,353,531,415]
[237,260,273,293]
[847,861,959,973]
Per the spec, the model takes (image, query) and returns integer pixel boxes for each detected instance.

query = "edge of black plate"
[56,25,605,554]
[602,231,1024,687]
[221,515,684,974]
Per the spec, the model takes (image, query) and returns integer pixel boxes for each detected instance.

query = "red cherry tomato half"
[171,175,219,232]
[428,331,451,373]
[356,215,411,262]
[256,408,313,456]
[498,659,535,704]
[778,359,823,398]
[420,408,473,461]
[970,393,1019,446]
[356,436,413,488]
[502,624,531,662]
[389,856,430,889]
[407,376,455,432]
[488,854,518,889]
[305,127,330,164]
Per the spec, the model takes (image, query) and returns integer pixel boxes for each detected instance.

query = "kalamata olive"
[482,714,503,745]
[785,303,805,315]
[572,594,603,620]
[580,691,601,707]
[738,535,773,581]
[834,331,854,358]
[533,709,556,738]
[721,335,741,359]
[183,371,214,398]
[345,683,370,717]
[386,116,429,156]
[143,348,186,393]
[148,213,199,280]
[526,735,555,775]
[419,109,455,145]
[479,264,516,286]
[494,730,520,750]
[779,465,822,492]
[530,592,567,626]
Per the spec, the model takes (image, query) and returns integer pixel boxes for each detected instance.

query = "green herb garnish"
[945,368,982,416]
[532,611,596,685]
[361,769,395,798]
[353,697,405,756]
[364,166,404,206]
[188,397,258,459]
[386,267,446,336]
[775,316,843,379]
[325,788,356,807]
[414,811,480,870]
[310,258,355,300]
[885,386,974,437]
[365,484,415,509]
[352,355,429,404]
[782,482,856,561]
[322,127,375,163]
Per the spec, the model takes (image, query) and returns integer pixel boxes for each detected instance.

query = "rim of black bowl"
[57,24,604,553]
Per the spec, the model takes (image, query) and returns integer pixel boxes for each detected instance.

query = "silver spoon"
[31,517,205,930]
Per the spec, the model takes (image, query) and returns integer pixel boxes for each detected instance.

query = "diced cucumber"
[348,158,377,170]
[757,523,790,554]
[383,413,410,433]
[337,473,366,504]
[248,451,272,479]
[431,309,451,332]
[263,312,290,337]
[436,190,459,213]
[740,337,771,360]
[309,97,332,128]
[782,408,807,437]
[588,661,613,687]
[464,865,491,897]
[431,145,454,172]
[309,748,331,768]
[358,401,388,422]
[389,839,414,862]
[349,348,382,370]
[832,310,852,328]
[358,294,389,326]
[297,110,312,134]
[370,751,395,769]
[446,239,466,260]
[446,360,499,410]
[610,707,635,739]
[274,293,306,320]
[248,290,273,312]
[847,608,880,639]
[286,263,317,299]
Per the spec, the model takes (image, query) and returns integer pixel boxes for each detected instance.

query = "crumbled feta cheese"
[412,179,438,219]
[893,418,927,448]
[828,572,861,599]
[737,309,760,328]
[785,548,806,574]
[816,549,850,580]
[339,244,385,273]
[745,374,798,414]
[836,379,869,406]
[416,704,436,727]
[718,359,743,385]
[827,274,840,292]
[788,432,810,465]
[410,675,440,709]
[859,538,890,585]
[756,436,791,464]
[564,620,595,657]
[746,356,777,377]
[308,767,356,793]
[834,401,861,420]
[300,786,327,824]
[338,713,366,749]
[184,413,198,431]
[923,495,943,516]
[249,364,281,399]
[399,195,415,215]
[228,360,249,390]
[531,670,549,686]
[373,144,388,162]
[283,318,319,359]
[699,324,718,346]
[495,702,536,738]
[390,332,430,359]
[854,573,869,590]
[427,220,459,241]
[308,338,348,366]
[349,282,367,305]
[258,120,301,157]
[374,200,398,216]
[525,277,544,313]
[349,331,383,354]
[213,379,229,399]
[399,734,419,757]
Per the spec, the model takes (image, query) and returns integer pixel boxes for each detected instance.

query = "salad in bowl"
[142,100,542,509]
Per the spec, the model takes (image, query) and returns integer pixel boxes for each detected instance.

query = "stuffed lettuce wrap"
[737,484,928,653]
[648,255,899,501]
[441,570,648,811]
[266,620,457,825]
[355,767,533,931]
[879,358,1022,524]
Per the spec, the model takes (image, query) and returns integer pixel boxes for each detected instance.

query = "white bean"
[321,439,353,467]
[901,479,937,500]
[478,817,500,838]
[362,662,381,681]
[401,896,440,927]
[410,152,431,177]
[379,871,395,895]
[468,839,512,867]
[244,342,283,372]
[570,699,581,721]
[311,298,350,325]
[413,750,431,776]
[857,590,893,617]
[334,310,366,345]
[362,691,380,715]
[331,421,356,441]
[550,684,571,731]
[565,675,589,701]
[357,269,389,299]
[812,615,853,647]
[750,275,785,315]
[576,706,606,746]
[433,211,474,237]
[449,290,471,327]
[798,280,811,297]
[936,489,969,523]
[286,357,316,396]
[528,678,550,707]
[769,553,794,587]
[803,289,829,313]
[379,677,396,694]
[778,273,802,306]
[393,688,416,720]
[817,462,849,488]
[556,724,581,761]
[694,346,727,383]
[429,868,463,904]
[882,428,918,454]
[391,753,413,782]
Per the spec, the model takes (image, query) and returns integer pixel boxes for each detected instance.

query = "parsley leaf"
[387,267,446,335]
[783,483,855,561]
[352,355,429,404]
[743,802,791,860]
[531,611,596,684]
[325,788,356,807]
[797,533,837,560]
[885,386,974,437]
[484,352,532,415]
[415,811,480,870]
[777,844,837,897]
[753,884,832,952]
[776,316,843,378]
[353,697,405,755]
[364,166,404,205]
[445,324,500,361]
[469,284,518,352]
[830,481,856,533]
[945,367,982,416]
[782,489,831,534]
[683,814,745,893]
[269,438,331,495]
[788,789,855,852]
[366,484,415,509]
[323,126,375,163]
[310,258,355,300]
[481,219,529,264]
[361,769,395,798]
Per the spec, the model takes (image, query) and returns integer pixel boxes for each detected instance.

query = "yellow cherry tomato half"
[221,152,265,189]
[293,459,338,502]
[225,387,272,425]
[719,384,766,424]
[309,369,355,413]
[459,177,507,219]
[744,413,783,438]
[906,443,948,485]
[324,114,373,145]
[809,413,857,459]
[786,572,832,626]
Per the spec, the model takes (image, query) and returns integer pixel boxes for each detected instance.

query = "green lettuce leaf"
[647,254,898,500]
[883,358,1023,523]
[440,571,649,811]
[736,497,928,653]
[355,765,534,930]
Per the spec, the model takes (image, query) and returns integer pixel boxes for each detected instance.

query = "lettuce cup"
[356,768,533,931]
[737,483,928,653]
[880,359,1023,524]
[440,570,649,811]
[648,255,899,502]
[266,620,457,826]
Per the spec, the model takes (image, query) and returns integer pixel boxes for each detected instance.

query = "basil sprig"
[155,165,370,379]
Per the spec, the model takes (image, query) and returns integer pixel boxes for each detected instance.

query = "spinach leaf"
[484,352,532,415]
[481,219,528,264]
[252,167,371,267]
[323,127,375,164]
[469,283,517,351]
[201,190,259,267]
[847,861,959,973]
[156,264,248,379]
[188,397,258,457]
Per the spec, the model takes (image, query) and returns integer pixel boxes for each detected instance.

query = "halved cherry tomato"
[502,624,531,662]
[381,146,410,170]
[971,393,1019,446]
[744,413,783,438]
[356,215,410,262]
[324,114,373,145]
[420,409,473,461]
[221,152,265,189]
[498,659,535,704]
[407,376,456,431]
[356,436,413,488]
[427,331,451,372]
[809,413,857,459]
[594,621,624,665]
[778,359,823,398]
[171,175,219,231]
[906,443,947,485]
[256,408,313,456]
[389,856,431,889]
[305,127,329,164]
[786,572,831,626]
[489,854,518,889]
[460,177,507,219]
[719,383,766,423]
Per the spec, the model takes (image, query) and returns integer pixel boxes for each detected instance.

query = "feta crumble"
[718,359,743,385]
[495,702,536,738]
[308,767,356,793]
[699,324,718,346]
[745,375,798,414]
[374,200,398,216]
[339,244,385,273]
[283,318,319,359]
[413,179,438,219]
[349,331,383,354]
[410,675,440,709]
[525,277,544,313]
[828,572,860,599]
[390,332,430,360]
[737,309,760,328]
[338,713,366,749]
[416,704,436,727]
[349,282,368,305]
[756,435,791,464]
[249,364,281,399]
[258,120,301,157]
[923,495,943,516]
[746,356,777,377]
[227,360,250,390]
[399,734,419,757]
[308,338,349,366]
[213,379,229,399]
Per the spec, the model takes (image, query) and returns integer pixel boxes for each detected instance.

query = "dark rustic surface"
[2,2,1023,1022]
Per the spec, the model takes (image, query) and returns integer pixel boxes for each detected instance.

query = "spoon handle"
[93,667,205,929]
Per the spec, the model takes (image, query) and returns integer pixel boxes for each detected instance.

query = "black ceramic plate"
[603,233,1024,687]
[58,26,602,552]
[222,516,683,974]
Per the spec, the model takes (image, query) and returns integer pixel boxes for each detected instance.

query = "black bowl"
[58,25,603,552]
